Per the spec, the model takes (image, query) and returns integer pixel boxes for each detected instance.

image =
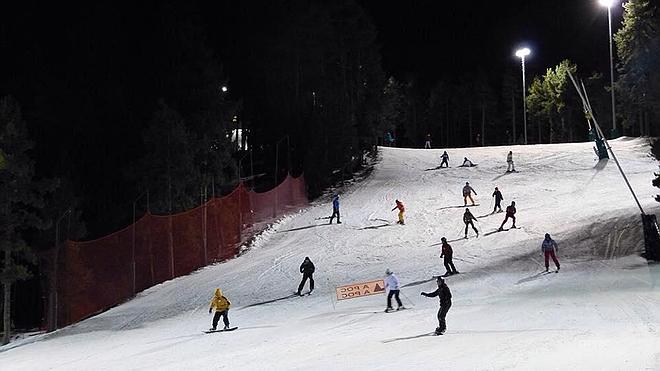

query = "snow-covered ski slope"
[3,138,660,370]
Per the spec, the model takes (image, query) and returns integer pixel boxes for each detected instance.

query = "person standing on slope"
[463,182,477,206]
[421,276,452,335]
[392,199,405,225]
[498,201,517,231]
[507,151,516,172]
[463,208,479,238]
[424,133,432,149]
[329,194,341,224]
[541,233,561,272]
[440,151,449,168]
[440,237,459,276]
[296,257,315,295]
[208,288,232,331]
[384,268,405,312]
[492,187,504,213]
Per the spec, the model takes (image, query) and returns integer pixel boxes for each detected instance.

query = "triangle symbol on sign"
[374,283,384,292]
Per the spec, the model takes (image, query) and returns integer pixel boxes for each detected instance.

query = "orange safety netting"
[54,175,307,327]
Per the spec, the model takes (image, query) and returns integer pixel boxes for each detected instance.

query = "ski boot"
[434,327,444,335]
[384,307,394,313]
[396,305,406,311]
[223,325,230,331]
[209,327,216,331]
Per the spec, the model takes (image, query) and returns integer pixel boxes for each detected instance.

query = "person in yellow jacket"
[208,288,231,331]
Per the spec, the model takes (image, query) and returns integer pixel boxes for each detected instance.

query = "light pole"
[50,208,71,331]
[515,47,531,145]
[599,0,618,138]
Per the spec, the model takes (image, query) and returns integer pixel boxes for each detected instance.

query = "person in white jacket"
[384,268,405,312]
[507,151,516,172]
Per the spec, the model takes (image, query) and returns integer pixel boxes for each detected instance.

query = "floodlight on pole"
[220,85,228,93]
[515,47,531,145]
[599,0,618,137]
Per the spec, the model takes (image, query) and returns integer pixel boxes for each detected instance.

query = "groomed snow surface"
[3,138,660,370]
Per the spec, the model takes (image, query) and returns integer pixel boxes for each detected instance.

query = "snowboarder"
[507,151,516,172]
[492,187,504,213]
[392,199,405,225]
[459,157,476,167]
[462,182,477,206]
[421,276,452,335]
[440,237,459,276]
[208,288,231,331]
[463,208,479,238]
[440,151,449,168]
[424,133,432,149]
[329,194,341,224]
[541,233,561,272]
[296,257,315,295]
[498,201,517,231]
[384,268,405,312]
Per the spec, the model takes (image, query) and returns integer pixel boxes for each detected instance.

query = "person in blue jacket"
[329,194,341,224]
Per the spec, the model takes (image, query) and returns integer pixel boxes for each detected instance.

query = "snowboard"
[204,327,238,334]
[384,307,408,313]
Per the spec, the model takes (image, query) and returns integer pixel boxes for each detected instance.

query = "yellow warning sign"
[335,279,386,301]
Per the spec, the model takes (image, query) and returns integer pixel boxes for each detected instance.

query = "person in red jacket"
[498,201,517,231]
[440,237,459,276]
[392,199,405,225]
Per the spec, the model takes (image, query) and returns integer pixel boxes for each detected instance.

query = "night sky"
[358,0,622,85]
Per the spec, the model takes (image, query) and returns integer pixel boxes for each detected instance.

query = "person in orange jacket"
[208,288,231,331]
[392,199,405,224]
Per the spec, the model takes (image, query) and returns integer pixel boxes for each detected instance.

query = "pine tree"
[614,0,660,135]
[0,96,47,345]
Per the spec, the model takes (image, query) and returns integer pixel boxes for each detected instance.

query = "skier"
[541,233,561,272]
[462,182,477,206]
[296,257,315,295]
[498,201,517,231]
[440,151,449,168]
[208,288,232,331]
[507,151,516,172]
[459,157,476,167]
[463,208,479,238]
[492,187,504,213]
[392,199,405,225]
[440,237,459,276]
[385,131,395,147]
[421,276,452,335]
[329,194,341,224]
[424,133,432,149]
[384,268,405,312]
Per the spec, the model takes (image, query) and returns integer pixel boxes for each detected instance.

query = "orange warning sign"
[335,279,386,301]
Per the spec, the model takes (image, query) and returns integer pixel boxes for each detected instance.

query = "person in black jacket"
[296,257,315,296]
[492,187,504,213]
[440,237,459,276]
[421,276,452,335]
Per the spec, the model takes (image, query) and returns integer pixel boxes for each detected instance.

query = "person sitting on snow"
[459,157,476,167]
